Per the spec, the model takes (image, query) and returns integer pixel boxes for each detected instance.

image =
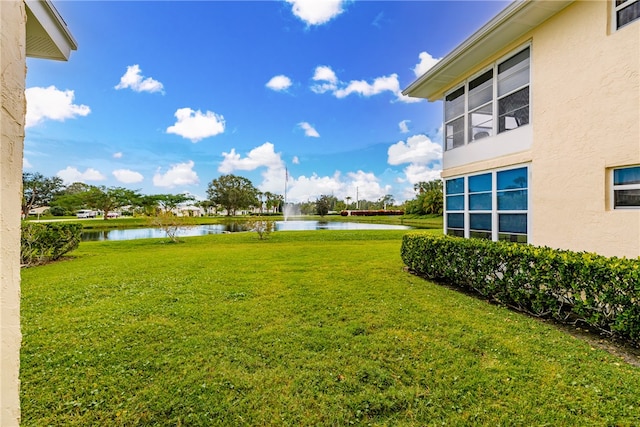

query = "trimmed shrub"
[21,222,82,266]
[401,234,640,345]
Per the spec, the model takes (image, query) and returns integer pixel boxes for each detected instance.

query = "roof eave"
[25,0,77,61]
[402,0,574,101]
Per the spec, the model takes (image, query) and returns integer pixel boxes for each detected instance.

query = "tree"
[22,172,64,217]
[149,211,193,243]
[315,195,332,217]
[406,180,443,215]
[83,186,140,219]
[155,193,195,212]
[379,194,395,210]
[206,174,259,216]
[345,196,352,209]
[50,181,93,215]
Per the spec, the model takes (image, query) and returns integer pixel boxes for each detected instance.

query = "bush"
[245,217,275,240]
[21,222,82,266]
[49,206,66,216]
[401,234,640,346]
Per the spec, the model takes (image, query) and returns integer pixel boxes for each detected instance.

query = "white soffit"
[25,0,77,61]
[403,0,574,101]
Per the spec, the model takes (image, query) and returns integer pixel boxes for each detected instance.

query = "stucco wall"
[0,1,26,425]
[439,1,639,258]
[531,1,640,258]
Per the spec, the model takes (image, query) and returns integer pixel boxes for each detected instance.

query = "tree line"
[23,171,443,219]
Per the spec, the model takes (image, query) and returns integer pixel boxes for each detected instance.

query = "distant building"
[404,0,639,258]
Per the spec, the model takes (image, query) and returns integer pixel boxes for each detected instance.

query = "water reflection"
[81,220,411,242]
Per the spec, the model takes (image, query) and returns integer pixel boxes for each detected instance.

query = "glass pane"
[447,229,465,237]
[497,167,527,190]
[498,87,529,132]
[445,117,465,150]
[498,48,530,74]
[618,1,640,28]
[499,214,527,234]
[468,173,492,193]
[614,166,640,185]
[498,233,528,244]
[447,213,464,229]
[614,189,640,207]
[469,193,492,210]
[497,190,528,210]
[470,213,491,231]
[498,48,530,97]
[468,70,493,110]
[469,104,493,142]
[470,231,492,240]
[445,177,464,195]
[445,86,465,121]
[446,195,464,211]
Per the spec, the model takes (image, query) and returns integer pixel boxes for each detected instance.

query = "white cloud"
[387,134,442,191]
[413,51,441,77]
[286,172,344,202]
[25,86,90,128]
[113,169,144,184]
[286,0,347,26]
[23,157,33,169]
[335,74,399,99]
[115,64,164,94]
[215,142,392,204]
[56,167,106,185]
[218,142,284,174]
[345,170,392,202]
[388,134,442,166]
[299,122,320,137]
[399,120,410,134]
[311,69,420,103]
[153,160,199,188]
[266,75,292,91]
[403,163,442,185]
[311,65,338,94]
[292,156,300,164]
[113,152,123,159]
[166,108,225,142]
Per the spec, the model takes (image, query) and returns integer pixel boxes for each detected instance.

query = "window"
[445,178,465,236]
[468,173,492,240]
[444,165,529,243]
[443,47,530,151]
[614,0,640,30]
[613,166,640,208]
[445,87,465,150]
[468,70,493,142]
[496,167,528,243]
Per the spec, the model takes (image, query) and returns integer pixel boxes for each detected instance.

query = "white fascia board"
[25,0,77,61]
[403,0,573,101]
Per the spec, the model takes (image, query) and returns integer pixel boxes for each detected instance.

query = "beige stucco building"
[404,0,640,258]
[1,1,75,424]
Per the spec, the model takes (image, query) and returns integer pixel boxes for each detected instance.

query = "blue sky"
[25,0,508,203]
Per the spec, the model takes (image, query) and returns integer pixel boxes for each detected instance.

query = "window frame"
[612,165,640,209]
[613,0,640,31]
[442,44,531,152]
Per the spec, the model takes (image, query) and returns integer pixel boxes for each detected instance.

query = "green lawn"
[20,230,640,425]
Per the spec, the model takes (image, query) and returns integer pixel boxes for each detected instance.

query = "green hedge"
[21,222,82,267]
[401,234,640,345]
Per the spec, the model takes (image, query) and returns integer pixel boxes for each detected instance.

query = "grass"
[20,230,640,425]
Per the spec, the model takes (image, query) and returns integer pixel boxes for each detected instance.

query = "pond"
[81,220,412,242]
